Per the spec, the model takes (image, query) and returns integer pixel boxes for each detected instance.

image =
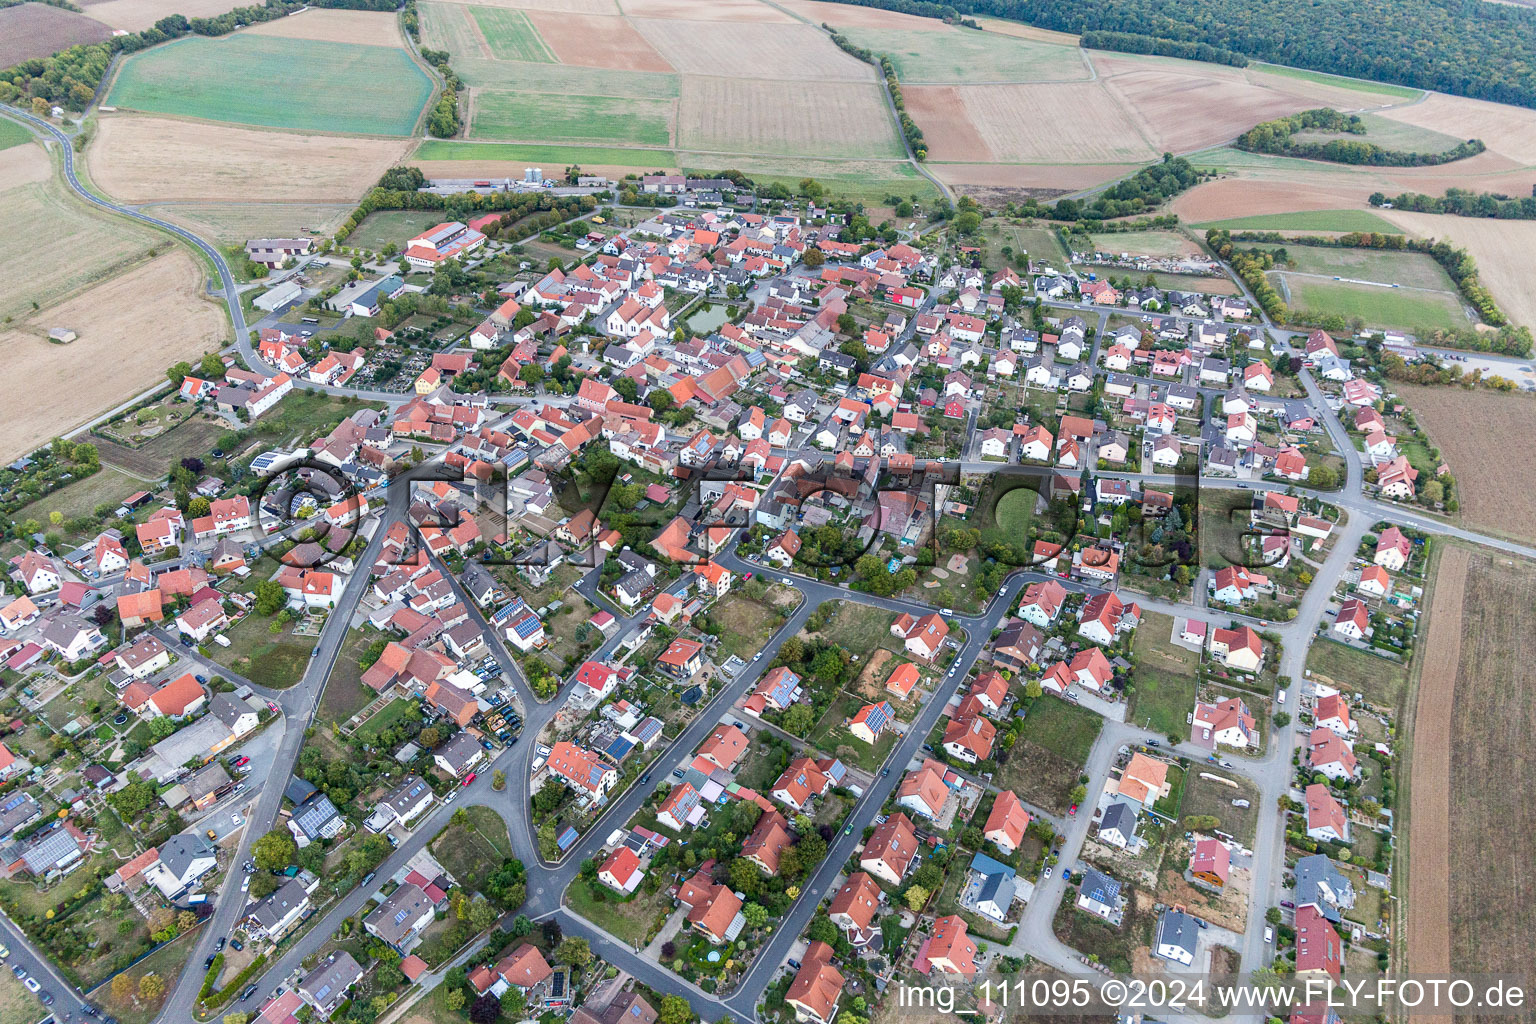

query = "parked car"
[230,939,244,952]
[22,978,38,993]
[215,938,226,952]
[462,772,477,787]
[241,984,259,1001]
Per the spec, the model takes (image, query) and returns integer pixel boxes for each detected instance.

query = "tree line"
[1370,187,1536,219]
[817,0,1536,110]
[1079,30,1247,66]
[0,0,400,108]
[1235,108,1484,166]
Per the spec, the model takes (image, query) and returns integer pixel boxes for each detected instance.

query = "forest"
[822,0,1536,110]
[1235,108,1485,167]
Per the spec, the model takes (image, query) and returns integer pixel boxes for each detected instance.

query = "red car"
[742,572,753,581]
[233,756,250,768]
[1068,804,1079,816]
[462,772,477,787]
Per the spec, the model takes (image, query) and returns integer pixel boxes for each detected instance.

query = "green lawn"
[430,806,511,894]
[415,139,678,168]
[345,211,446,251]
[471,91,671,146]
[1017,697,1102,763]
[564,878,670,948]
[468,7,555,62]
[1195,209,1402,233]
[107,35,432,135]
[353,697,419,746]
[1087,229,1197,258]
[14,467,145,538]
[1304,638,1411,711]
[1252,63,1422,99]
[838,25,1086,83]
[1129,612,1200,738]
[1258,243,1458,291]
[807,694,899,773]
[1180,768,1260,844]
[712,590,790,662]
[1276,275,1467,331]
[207,614,316,688]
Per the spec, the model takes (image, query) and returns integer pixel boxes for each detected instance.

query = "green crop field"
[1195,209,1401,233]
[1291,112,1465,153]
[1275,275,1467,331]
[452,58,678,99]
[470,91,671,146]
[1252,63,1422,99]
[0,118,33,151]
[838,25,1086,83]
[416,139,678,167]
[106,35,433,135]
[468,7,555,63]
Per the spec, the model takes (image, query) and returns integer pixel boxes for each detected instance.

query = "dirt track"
[1406,545,1468,979]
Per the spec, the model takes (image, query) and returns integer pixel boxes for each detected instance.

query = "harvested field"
[105,34,433,136]
[925,83,1157,164]
[0,250,225,463]
[0,3,111,68]
[930,161,1140,192]
[443,0,615,10]
[837,24,1088,84]
[1171,178,1375,223]
[1380,211,1536,330]
[677,77,901,159]
[618,0,789,21]
[1377,92,1536,166]
[975,16,1080,46]
[89,115,412,203]
[1441,550,1536,1017]
[80,0,234,30]
[526,12,673,71]
[470,91,672,146]
[1097,62,1315,154]
[0,175,163,322]
[904,87,993,162]
[1396,386,1536,542]
[628,20,871,80]
[778,0,942,27]
[469,6,555,61]
[242,8,405,46]
[1404,544,1466,980]
[0,138,50,191]
[147,202,352,245]
[451,55,676,96]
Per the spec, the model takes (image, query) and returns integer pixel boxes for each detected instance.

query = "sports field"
[1257,244,1459,291]
[1275,275,1466,331]
[469,6,556,61]
[106,34,433,135]
[470,92,671,145]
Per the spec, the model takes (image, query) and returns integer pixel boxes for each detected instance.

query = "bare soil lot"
[0,250,226,462]
[89,115,412,203]
[526,11,673,71]
[243,8,406,46]
[1396,385,1536,542]
[0,3,112,68]
[629,20,870,80]
[437,0,616,11]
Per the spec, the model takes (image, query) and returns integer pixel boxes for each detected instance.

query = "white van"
[1276,688,1288,705]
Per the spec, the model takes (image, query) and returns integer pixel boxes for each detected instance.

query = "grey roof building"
[364,882,435,950]
[1293,854,1356,923]
[1154,909,1199,965]
[289,791,345,844]
[0,794,41,840]
[298,951,364,1019]
[245,877,313,939]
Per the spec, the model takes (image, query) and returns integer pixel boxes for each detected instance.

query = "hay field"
[914,83,1157,164]
[0,250,225,462]
[0,3,112,67]
[618,0,789,21]
[1397,386,1536,541]
[148,203,351,245]
[89,115,412,203]
[469,7,556,61]
[1437,550,1536,1015]
[836,24,1088,84]
[79,0,235,30]
[629,20,871,80]
[1381,212,1536,331]
[1377,92,1536,165]
[0,173,164,323]
[470,91,672,146]
[105,34,433,136]
[677,77,900,159]
[526,12,673,71]
[242,9,405,46]
[421,0,492,56]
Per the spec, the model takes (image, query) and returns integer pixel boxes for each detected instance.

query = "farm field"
[1250,62,1421,100]
[1290,112,1464,153]
[148,202,351,246]
[471,90,671,145]
[628,20,871,81]
[89,115,412,204]
[0,119,35,153]
[1379,211,1536,330]
[105,35,433,135]
[680,154,940,205]
[836,24,1089,84]
[527,11,673,71]
[0,249,227,462]
[1375,92,1536,166]
[243,8,406,46]
[617,0,789,21]
[1274,275,1467,332]
[1254,244,1459,291]
[1193,209,1401,233]
[0,2,112,68]
[469,6,556,61]
[1396,385,1536,543]
[909,82,1157,165]
[449,55,678,98]
[78,0,234,31]
[677,78,901,159]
